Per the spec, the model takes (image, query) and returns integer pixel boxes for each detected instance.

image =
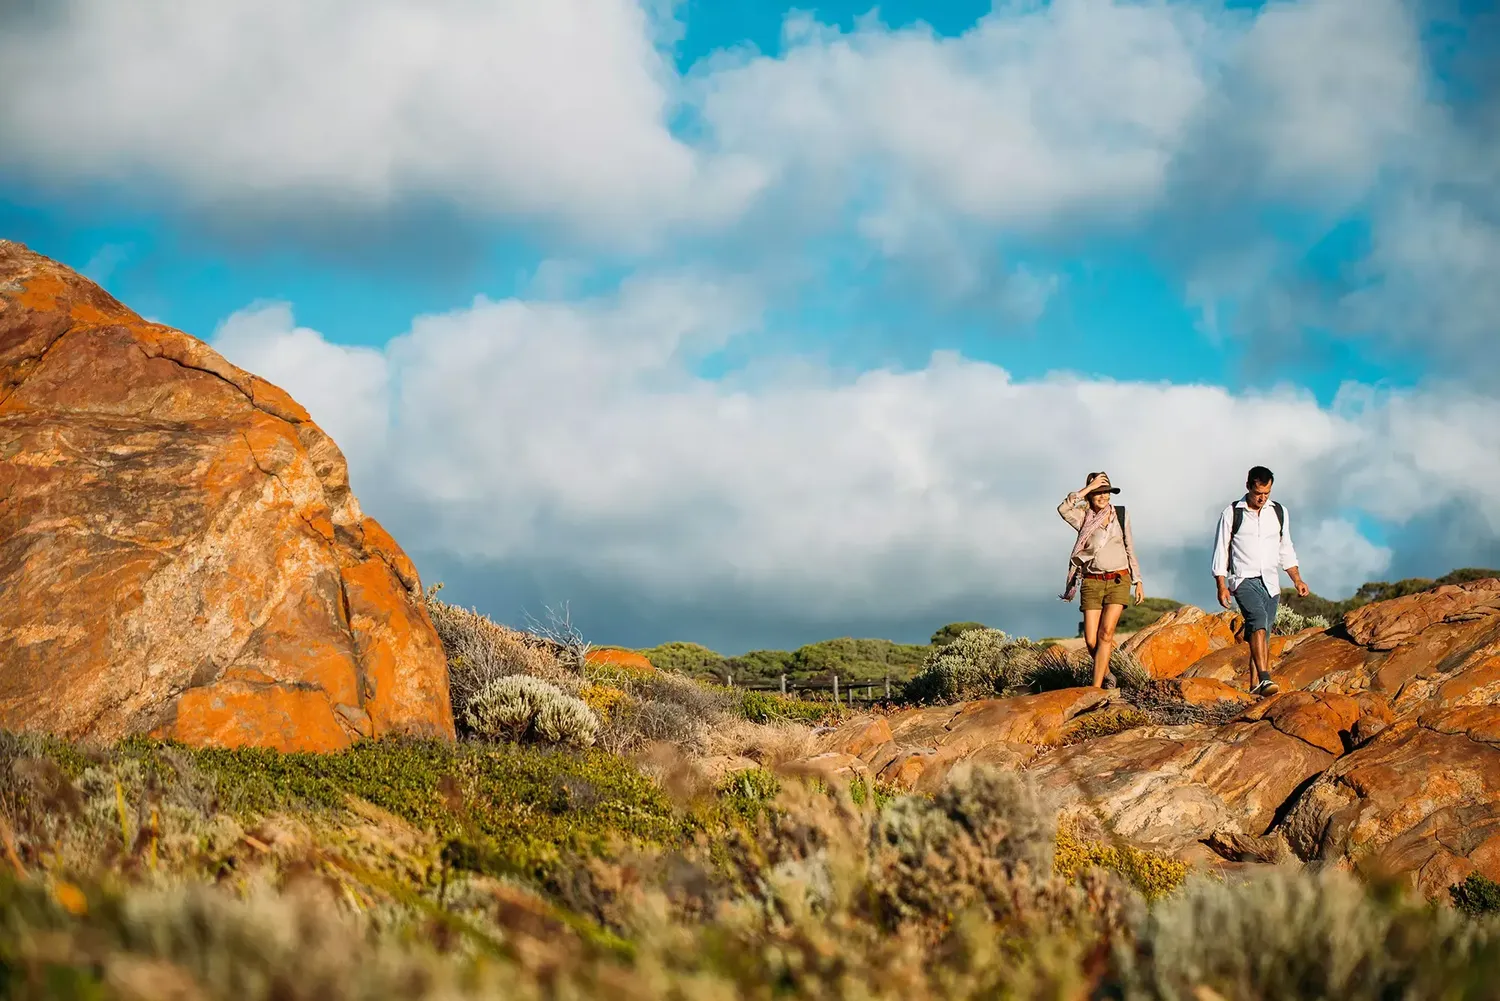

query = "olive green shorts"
[1080,573,1132,611]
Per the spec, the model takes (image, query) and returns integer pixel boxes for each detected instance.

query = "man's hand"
[1134,582,1146,606]
[1289,569,1311,598]
[1216,580,1233,610]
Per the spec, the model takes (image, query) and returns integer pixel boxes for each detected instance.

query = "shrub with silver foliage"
[875,764,1056,922]
[904,628,1035,704]
[1273,603,1332,636]
[906,628,1149,704]
[463,675,598,747]
[1121,867,1499,1000]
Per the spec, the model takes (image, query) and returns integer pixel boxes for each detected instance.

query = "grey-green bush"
[1273,603,1331,636]
[874,764,1056,923]
[903,629,1036,704]
[424,585,579,726]
[463,675,599,748]
[1121,868,1500,1001]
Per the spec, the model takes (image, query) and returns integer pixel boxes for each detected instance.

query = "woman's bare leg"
[1082,608,1102,660]
[1093,603,1125,688]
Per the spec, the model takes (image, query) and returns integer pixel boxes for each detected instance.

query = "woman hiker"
[1058,471,1145,689]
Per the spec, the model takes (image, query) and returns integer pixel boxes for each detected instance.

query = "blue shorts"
[1234,577,1278,635]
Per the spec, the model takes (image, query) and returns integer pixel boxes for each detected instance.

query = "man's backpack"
[1227,501,1284,575]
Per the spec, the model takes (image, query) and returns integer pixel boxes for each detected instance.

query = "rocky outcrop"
[797,577,1500,897]
[0,241,453,751]
[1281,706,1500,898]
[1029,691,1359,855]
[819,688,1111,792]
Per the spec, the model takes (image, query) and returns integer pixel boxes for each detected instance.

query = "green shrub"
[1451,873,1500,917]
[634,641,728,679]
[1053,827,1186,899]
[737,689,838,726]
[786,637,929,682]
[1059,706,1149,745]
[463,676,598,747]
[189,739,682,881]
[723,647,795,683]
[902,628,1036,704]
[717,768,782,824]
[1116,597,1183,633]
[874,765,1055,923]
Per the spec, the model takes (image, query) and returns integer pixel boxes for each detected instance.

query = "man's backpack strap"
[1272,500,1285,538]
[1228,505,1244,576]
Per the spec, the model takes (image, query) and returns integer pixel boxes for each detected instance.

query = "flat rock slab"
[1029,692,1361,855]
[0,241,453,750]
[815,688,1113,791]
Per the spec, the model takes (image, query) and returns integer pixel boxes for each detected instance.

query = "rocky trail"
[802,578,1500,896]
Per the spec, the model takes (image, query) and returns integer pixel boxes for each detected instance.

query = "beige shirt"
[1058,492,1142,583]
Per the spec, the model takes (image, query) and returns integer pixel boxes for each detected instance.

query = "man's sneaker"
[1251,676,1280,697]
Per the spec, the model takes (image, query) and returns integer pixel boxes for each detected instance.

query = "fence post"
[779,674,786,695]
[832,674,839,704]
[848,684,853,709]
[726,672,732,688]
[885,673,890,700]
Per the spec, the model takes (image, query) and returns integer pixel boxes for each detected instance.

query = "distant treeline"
[633,568,1499,684]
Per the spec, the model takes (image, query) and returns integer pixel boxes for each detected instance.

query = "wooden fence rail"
[723,673,894,706]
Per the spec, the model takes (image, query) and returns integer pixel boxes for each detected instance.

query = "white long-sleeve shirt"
[1211,497,1299,594]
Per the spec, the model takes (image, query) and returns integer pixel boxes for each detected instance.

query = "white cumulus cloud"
[210,281,1500,642]
[0,0,764,241]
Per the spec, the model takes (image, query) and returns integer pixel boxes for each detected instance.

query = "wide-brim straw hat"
[1085,471,1122,496]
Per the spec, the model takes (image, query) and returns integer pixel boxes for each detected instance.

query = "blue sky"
[3,0,1498,653]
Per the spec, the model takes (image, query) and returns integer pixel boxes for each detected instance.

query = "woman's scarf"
[1060,503,1114,601]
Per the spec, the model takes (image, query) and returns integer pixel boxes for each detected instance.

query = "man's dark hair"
[1247,465,1274,489]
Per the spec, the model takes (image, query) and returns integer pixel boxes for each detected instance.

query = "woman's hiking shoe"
[1251,676,1280,697]
[1102,671,1119,690]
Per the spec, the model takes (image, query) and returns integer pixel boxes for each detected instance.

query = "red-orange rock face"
[584,648,658,674]
[1281,706,1500,897]
[1121,606,1239,679]
[0,241,453,751]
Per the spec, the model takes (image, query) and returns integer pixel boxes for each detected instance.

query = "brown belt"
[1083,571,1125,582]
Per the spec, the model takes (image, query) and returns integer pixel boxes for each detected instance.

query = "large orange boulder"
[0,241,453,751]
[584,647,658,675]
[1121,605,1239,679]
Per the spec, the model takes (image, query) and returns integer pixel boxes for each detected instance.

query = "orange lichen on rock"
[1122,605,1239,679]
[585,647,658,675]
[0,240,453,751]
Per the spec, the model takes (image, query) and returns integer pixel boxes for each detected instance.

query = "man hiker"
[1211,466,1310,696]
